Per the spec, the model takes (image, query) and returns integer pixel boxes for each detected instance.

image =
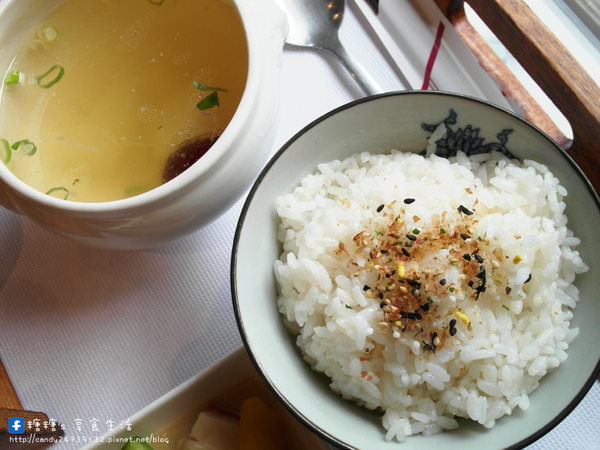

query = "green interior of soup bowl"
[232,91,600,449]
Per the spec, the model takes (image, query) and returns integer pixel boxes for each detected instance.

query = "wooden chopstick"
[0,359,23,411]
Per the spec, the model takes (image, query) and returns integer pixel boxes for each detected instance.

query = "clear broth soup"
[0,0,247,202]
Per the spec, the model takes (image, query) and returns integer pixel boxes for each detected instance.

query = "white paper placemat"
[0,1,597,449]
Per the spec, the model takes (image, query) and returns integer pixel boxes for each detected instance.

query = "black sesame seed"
[380,249,389,254]
[376,204,385,213]
[400,311,422,320]
[420,302,430,312]
[476,269,486,279]
[403,198,415,204]
[406,234,417,242]
[473,254,484,263]
[460,234,470,240]
[405,279,421,289]
[363,285,370,291]
[401,248,410,257]
[449,326,457,336]
[468,281,474,288]
[524,273,532,284]
[458,205,474,215]
[463,253,472,261]
[379,302,385,308]
[379,292,384,299]
[439,279,447,286]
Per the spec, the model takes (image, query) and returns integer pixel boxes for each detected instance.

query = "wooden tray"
[436,0,600,191]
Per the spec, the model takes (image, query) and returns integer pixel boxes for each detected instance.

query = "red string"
[421,22,446,90]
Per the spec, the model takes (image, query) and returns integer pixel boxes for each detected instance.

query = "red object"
[421,22,446,90]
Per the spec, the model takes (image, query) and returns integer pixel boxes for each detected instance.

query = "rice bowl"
[232,92,600,450]
[274,129,587,440]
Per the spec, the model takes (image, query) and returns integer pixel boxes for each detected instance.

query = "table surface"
[0,1,598,449]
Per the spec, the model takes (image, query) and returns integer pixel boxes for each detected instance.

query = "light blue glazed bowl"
[232,91,600,449]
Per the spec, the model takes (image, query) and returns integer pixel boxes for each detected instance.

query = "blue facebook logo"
[8,417,25,434]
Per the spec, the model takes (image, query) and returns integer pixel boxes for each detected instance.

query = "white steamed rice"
[273,144,587,441]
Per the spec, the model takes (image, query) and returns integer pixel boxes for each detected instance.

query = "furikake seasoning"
[332,197,516,353]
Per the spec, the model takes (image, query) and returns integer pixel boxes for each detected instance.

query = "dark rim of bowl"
[231,90,600,450]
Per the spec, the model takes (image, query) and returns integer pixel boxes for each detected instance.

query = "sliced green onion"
[46,186,69,199]
[36,64,65,88]
[192,81,227,92]
[0,139,11,163]
[146,0,165,4]
[196,91,220,111]
[5,71,21,86]
[38,25,59,43]
[11,139,37,156]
